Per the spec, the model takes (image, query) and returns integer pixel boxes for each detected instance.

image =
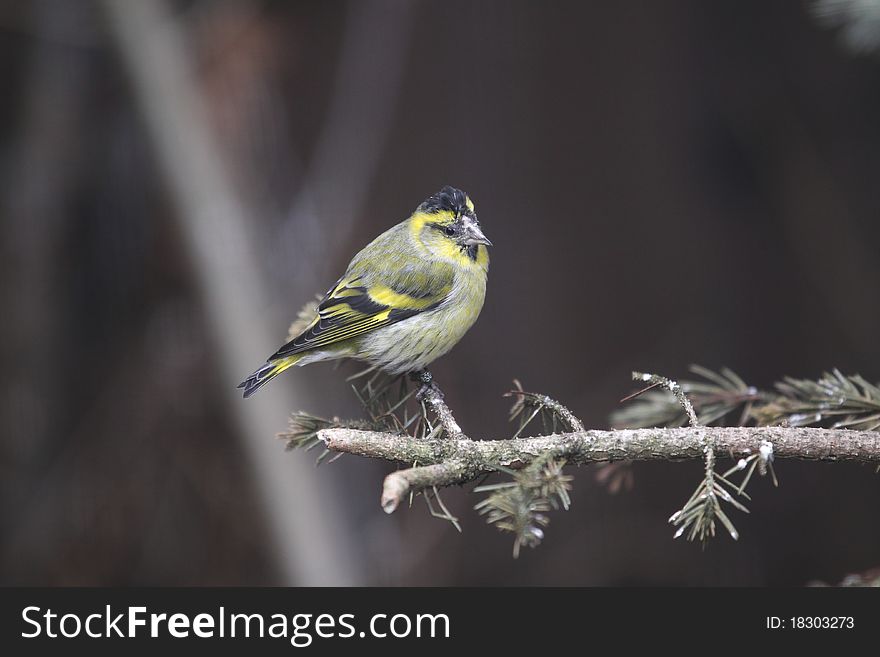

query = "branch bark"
[319,426,880,512]
[417,378,464,438]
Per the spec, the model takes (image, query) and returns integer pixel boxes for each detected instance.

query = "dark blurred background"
[2,0,879,586]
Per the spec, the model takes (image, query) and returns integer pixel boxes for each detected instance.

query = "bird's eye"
[444,225,456,236]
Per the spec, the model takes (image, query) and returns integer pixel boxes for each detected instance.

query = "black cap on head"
[418,186,471,216]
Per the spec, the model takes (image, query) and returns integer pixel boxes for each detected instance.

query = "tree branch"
[319,426,880,512]
[381,462,465,513]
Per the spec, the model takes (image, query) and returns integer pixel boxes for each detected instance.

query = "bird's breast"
[356,268,487,374]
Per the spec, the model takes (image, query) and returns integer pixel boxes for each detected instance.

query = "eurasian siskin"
[239,186,491,397]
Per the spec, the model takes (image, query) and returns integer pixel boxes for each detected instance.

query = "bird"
[239,186,491,398]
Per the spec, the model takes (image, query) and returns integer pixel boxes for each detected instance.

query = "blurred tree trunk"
[102,0,363,585]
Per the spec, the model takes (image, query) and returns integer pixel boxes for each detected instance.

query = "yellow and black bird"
[239,186,491,397]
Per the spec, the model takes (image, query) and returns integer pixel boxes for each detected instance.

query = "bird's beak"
[461,217,492,246]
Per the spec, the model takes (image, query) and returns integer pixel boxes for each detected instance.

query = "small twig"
[632,371,699,427]
[414,370,465,438]
[505,379,585,438]
[381,461,468,513]
[627,372,745,543]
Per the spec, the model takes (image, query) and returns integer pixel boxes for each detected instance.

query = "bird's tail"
[238,355,300,398]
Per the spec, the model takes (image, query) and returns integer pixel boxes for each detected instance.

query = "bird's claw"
[412,370,438,401]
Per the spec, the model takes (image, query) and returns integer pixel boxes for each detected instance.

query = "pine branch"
[755,369,880,431]
[626,370,753,544]
[474,455,572,557]
[614,366,880,432]
[285,367,880,554]
[319,426,880,505]
[279,412,374,464]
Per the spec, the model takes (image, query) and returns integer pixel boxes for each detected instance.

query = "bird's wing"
[270,259,454,359]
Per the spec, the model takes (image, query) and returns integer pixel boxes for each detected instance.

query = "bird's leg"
[411,369,464,438]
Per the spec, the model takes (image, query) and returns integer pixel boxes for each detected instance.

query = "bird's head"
[410,186,491,265]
